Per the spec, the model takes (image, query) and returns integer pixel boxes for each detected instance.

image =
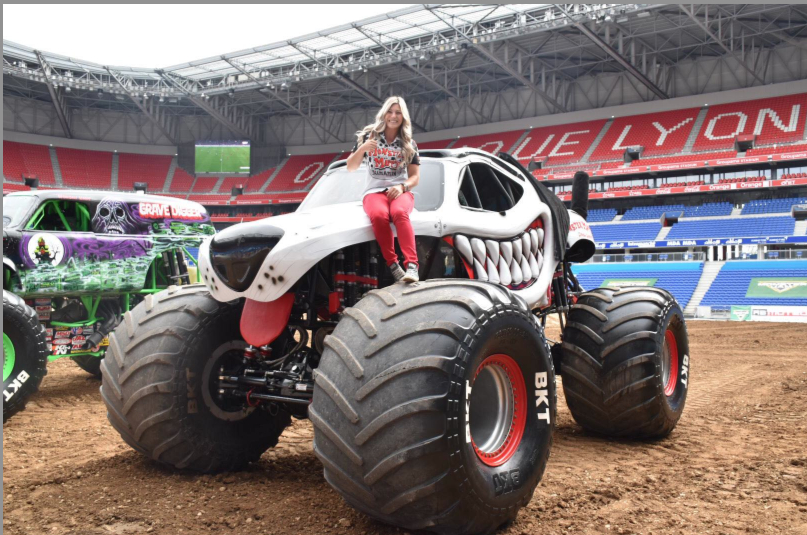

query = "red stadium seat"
[191,177,219,193]
[170,167,195,192]
[118,153,172,192]
[631,151,737,167]
[56,147,112,189]
[455,130,524,155]
[746,141,807,156]
[693,93,807,151]
[512,120,607,166]
[590,108,701,161]
[3,141,56,185]
[265,154,337,192]
[417,139,455,150]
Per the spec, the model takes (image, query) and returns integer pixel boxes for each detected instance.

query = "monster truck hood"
[198,202,440,303]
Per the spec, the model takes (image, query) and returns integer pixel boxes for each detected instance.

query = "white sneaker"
[389,262,405,282]
[402,263,419,283]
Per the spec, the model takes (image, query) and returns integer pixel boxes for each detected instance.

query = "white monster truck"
[101,149,690,535]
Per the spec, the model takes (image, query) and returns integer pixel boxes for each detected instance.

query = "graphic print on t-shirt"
[354,133,420,183]
[353,132,420,197]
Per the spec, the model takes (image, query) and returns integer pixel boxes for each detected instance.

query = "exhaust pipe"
[570,171,590,221]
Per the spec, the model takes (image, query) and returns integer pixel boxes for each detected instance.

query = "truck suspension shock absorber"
[346,247,358,307]
[334,249,345,312]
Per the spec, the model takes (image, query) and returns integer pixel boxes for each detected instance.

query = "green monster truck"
[2,189,215,422]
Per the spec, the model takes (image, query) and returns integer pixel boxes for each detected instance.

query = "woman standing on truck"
[346,96,421,283]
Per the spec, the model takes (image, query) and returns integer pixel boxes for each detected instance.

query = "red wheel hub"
[469,354,527,467]
[663,329,679,397]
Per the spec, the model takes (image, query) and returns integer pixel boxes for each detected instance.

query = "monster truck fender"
[566,210,596,263]
[3,256,17,274]
[198,203,441,303]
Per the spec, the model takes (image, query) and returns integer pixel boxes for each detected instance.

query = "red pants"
[362,191,418,267]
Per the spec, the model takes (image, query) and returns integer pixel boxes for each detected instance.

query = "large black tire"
[3,290,49,423]
[561,287,690,438]
[72,354,102,378]
[100,285,290,472]
[311,280,556,535]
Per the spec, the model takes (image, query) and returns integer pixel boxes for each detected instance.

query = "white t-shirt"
[352,132,420,197]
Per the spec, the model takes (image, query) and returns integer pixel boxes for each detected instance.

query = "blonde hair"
[356,96,416,164]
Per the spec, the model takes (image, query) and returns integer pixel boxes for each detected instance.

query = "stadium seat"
[265,154,337,192]
[590,107,701,161]
[170,167,195,192]
[572,262,704,308]
[191,177,219,193]
[3,141,57,185]
[693,93,807,151]
[455,130,524,155]
[417,139,455,150]
[666,216,795,240]
[56,147,112,189]
[118,153,172,192]
[587,208,617,223]
[631,151,736,167]
[746,142,807,156]
[512,120,607,166]
[700,260,807,307]
[741,197,807,215]
[589,222,661,242]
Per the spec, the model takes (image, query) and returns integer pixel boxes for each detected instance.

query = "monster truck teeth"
[454,226,544,288]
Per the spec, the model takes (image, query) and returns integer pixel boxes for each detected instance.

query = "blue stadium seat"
[700,260,807,306]
[590,223,661,242]
[621,202,734,221]
[741,197,807,215]
[572,262,703,308]
[665,216,795,240]
[622,205,685,221]
[587,208,617,223]
[682,202,733,217]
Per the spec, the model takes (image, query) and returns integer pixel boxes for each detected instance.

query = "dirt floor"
[3,321,807,535]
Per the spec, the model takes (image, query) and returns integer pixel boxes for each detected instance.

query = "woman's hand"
[386,184,404,200]
[361,132,378,155]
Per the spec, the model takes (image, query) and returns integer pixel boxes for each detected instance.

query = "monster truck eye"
[100,207,110,217]
[115,208,125,218]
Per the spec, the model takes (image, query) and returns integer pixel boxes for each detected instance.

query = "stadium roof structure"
[4,3,807,146]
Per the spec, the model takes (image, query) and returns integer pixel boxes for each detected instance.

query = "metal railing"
[590,252,706,263]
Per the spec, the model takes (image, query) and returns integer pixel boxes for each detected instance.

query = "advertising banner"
[730,306,752,321]
[746,278,807,298]
[602,278,658,288]
[556,177,807,202]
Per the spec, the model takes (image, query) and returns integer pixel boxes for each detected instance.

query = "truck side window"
[26,200,92,232]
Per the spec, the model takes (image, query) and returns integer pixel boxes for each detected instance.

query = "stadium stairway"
[682,106,709,153]
[509,130,532,156]
[163,158,178,193]
[49,146,64,187]
[656,226,673,241]
[111,153,119,190]
[580,118,614,163]
[684,261,725,315]
[260,160,288,193]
